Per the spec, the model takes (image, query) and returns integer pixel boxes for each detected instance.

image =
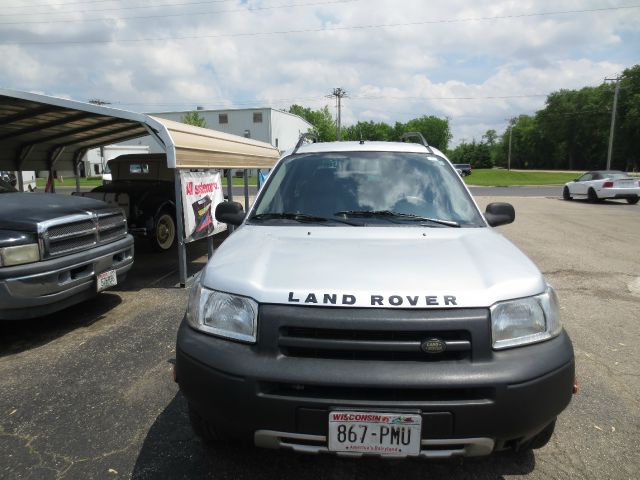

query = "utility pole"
[605,76,621,170]
[507,118,517,172]
[328,88,348,140]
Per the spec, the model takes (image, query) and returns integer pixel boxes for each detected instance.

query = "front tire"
[627,197,639,205]
[587,188,598,203]
[152,211,176,251]
[562,186,572,200]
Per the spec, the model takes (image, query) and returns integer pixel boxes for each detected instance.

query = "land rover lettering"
[287,292,458,307]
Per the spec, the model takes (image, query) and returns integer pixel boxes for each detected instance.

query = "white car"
[563,170,640,204]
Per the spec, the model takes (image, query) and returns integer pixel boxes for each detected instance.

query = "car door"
[572,173,593,196]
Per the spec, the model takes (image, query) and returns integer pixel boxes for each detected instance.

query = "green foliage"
[181,111,207,128]
[288,106,452,150]
[449,140,493,168]
[289,104,336,141]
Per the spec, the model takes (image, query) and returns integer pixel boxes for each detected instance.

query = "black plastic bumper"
[176,317,574,451]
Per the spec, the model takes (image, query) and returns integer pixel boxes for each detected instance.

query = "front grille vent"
[279,327,471,361]
[40,210,127,259]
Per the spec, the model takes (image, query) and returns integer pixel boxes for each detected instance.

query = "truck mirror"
[484,202,515,227]
[215,201,245,226]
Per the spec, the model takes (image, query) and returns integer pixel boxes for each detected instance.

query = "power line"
[2,4,638,46]
[0,0,237,16]
[0,0,356,25]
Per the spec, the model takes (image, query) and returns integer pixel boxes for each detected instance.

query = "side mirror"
[215,201,245,226]
[484,202,515,227]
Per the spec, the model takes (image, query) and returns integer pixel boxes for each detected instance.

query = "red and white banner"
[180,171,225,243]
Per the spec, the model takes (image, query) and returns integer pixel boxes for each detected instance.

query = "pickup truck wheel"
[187,403,220,444]
[562,186,572,200]
[152,211,176,251]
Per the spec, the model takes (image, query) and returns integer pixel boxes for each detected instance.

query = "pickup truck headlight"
[0,243,40,267]
[490,287,562,350]
[185,283,258,343]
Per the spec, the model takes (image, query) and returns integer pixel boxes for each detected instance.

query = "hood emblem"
[421,338,446,354]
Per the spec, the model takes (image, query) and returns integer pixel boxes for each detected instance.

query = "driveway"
[1,198,638,479]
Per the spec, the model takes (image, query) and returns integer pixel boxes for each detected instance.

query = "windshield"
[251,151,484,227]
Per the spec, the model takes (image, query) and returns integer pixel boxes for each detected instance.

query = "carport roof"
[0,89,279,172]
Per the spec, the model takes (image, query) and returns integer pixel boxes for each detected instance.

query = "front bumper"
[0,235,134,320]
[176,311,575,457]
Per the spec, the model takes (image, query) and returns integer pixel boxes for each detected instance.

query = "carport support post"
[243,169,249,212]
[226,169,234,233]
[174,169,188,287]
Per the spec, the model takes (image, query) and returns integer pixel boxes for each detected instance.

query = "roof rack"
[400,132,434,154]
[292,132,318,155]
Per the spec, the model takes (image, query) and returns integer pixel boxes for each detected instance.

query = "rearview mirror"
[484,202,515,227]
[215,201,245,226]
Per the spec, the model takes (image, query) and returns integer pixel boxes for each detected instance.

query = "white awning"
[0,89,279,172]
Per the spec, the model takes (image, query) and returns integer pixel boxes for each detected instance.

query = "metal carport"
[0,88,279,285]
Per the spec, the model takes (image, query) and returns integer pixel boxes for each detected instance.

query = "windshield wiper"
[250,212,360,226]
[335,210,460,227]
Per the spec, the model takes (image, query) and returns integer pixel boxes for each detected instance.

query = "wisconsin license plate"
[328,411,422,456]
[96,269,117,292]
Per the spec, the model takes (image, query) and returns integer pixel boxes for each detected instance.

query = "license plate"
[96,269,117,292]
[328,411,422,456]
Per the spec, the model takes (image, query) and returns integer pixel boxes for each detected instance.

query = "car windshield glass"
[250,151,484,227]
[0,178,16,193]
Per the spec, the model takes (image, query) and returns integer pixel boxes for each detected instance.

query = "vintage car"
[78,154,177,251]
[0,177,133,320]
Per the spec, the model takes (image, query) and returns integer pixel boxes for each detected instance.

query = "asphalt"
[1,196,639,479]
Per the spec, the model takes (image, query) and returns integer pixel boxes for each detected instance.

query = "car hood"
[201,225,546,309]
[0,192,112,232]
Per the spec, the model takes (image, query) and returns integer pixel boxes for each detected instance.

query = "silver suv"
[175,135,575,459]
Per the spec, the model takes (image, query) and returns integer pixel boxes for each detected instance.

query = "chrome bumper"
[0,235,134,320]
[254,430,495,458]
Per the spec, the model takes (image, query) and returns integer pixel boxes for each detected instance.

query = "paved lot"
[1,197,639,479]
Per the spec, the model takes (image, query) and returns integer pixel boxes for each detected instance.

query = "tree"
[289,104,336,141]
[182,111,207,128]
[400,115,452,151]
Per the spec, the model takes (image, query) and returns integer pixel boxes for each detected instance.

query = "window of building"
[219,114,228,124]
[253,112,263,123]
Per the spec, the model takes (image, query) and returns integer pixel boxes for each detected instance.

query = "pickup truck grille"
[260,305,491,363]
[40,210,127,259]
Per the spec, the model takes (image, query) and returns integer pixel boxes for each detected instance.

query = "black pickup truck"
[0,178,134,320]
[453,163,472,176]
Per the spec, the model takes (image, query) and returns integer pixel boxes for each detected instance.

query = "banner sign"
[180,170,226,243]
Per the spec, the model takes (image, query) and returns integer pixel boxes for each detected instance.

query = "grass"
[35,176,104,187]
[464,169,579,186]
[221,176,257,186]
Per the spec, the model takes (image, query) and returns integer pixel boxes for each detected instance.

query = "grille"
[47,220,95,239]
[98,212,127,242]
[41,210,127,258]
[279,326,471,361]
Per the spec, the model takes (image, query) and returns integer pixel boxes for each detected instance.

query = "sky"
[1,0,639,146]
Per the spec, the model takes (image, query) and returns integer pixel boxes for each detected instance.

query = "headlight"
[491,286,562,350]
[186,283,258,343]
[0,243,40,267]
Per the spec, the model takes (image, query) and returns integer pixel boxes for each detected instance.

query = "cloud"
[0,0,638,145]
